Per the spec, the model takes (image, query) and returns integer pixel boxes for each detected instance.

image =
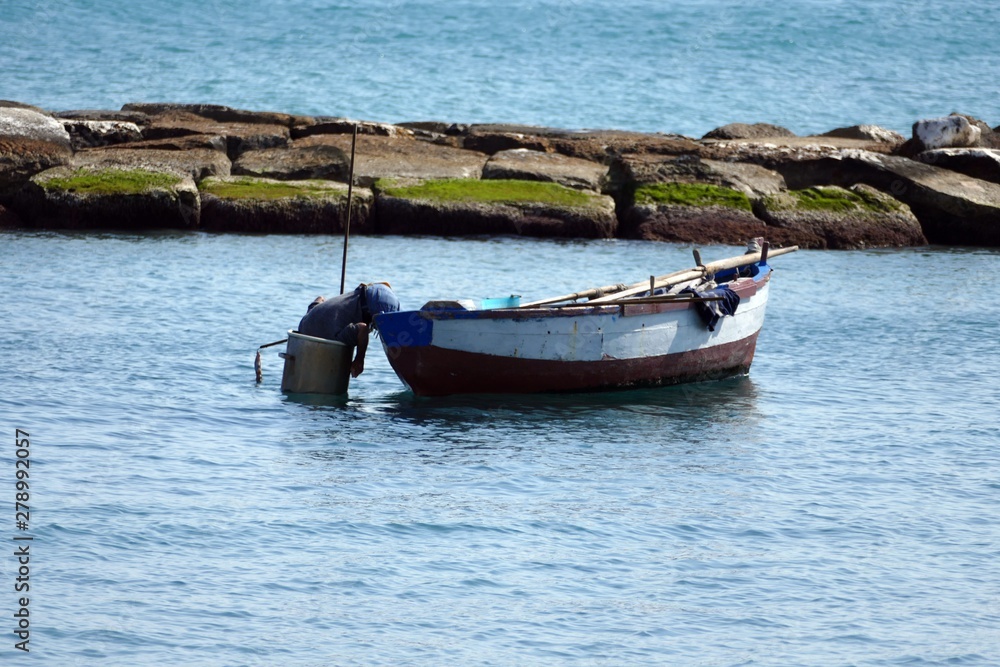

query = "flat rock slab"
[550,131,701,163]
[122,103,300,128]
[483,149,608,191]
[754,185,926,249]
[296,135,488,186]
[819,125,905,145]
[375,180,617,237]
[100,134,229,153]
[916,148,1000,185]
[73,146,231,181]
[610,154,786,200]
[703,122,796,140]
[377,196,617,238]
[233,143,350,181]
[0,107,73,193]
[61,119,143,150]
[700,137,898,169]
[140,110,290,159]
[13,166,200,230]
[198,176,373,233]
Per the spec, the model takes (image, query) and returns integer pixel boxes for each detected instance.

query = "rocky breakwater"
[2,103,999,248]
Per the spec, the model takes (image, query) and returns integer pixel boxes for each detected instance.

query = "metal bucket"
[280,330,353,395]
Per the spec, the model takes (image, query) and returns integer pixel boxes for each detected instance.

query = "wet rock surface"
[622,203,769,245]
[375,179,617,238]
[14,165,200,230]
[376,195,618,238]
[754,185,927,249]
[199,176,373,234]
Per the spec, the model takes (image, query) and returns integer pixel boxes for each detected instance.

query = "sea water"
[2,0,999,136]
[3,0,1000,663]
[2,231,999,665]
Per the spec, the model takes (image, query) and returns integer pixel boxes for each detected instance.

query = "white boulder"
[0,107,71,147]
[914,116,982,150]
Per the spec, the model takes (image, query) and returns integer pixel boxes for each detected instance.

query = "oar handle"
[522,245,797,308]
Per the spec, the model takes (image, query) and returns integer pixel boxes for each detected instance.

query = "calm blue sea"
[2,0,999,135]
[2,231,999,665]
[3,2,1000,664]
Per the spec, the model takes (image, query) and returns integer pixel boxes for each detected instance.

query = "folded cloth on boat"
[681,285,740,331]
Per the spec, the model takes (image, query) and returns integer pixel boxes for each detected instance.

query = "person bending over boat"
[297,282,400,378]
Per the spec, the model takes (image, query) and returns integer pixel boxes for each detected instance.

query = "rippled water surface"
[2,231,998,665]
[2,0,999,135]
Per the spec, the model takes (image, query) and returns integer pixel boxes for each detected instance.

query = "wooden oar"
[519,267,693,308]
[552,293,725,308]
[522,244,798,308]
[588,244,797,304]
[518,283,626,308]
[587,269,704,304]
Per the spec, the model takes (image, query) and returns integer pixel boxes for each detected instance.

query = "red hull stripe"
[385,332,761,396]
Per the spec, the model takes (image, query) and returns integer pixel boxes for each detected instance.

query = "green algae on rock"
[39,167,183,195]
[199,176,373,233]
[377,178,604,208]
[633,182,753,212]
[15,165,199,229]
[200,176,349,200]
[482,149,608,192]
[376,178,617,237]
[755,184,925,249]
[621,181,765,245]
[771,185,904,215]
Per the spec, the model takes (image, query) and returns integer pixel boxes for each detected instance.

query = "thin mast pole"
[339,123,359,294]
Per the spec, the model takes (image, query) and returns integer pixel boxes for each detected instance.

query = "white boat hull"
[377,272,772,396]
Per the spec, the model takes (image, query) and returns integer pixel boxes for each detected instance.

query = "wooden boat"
[375,242,797,396]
